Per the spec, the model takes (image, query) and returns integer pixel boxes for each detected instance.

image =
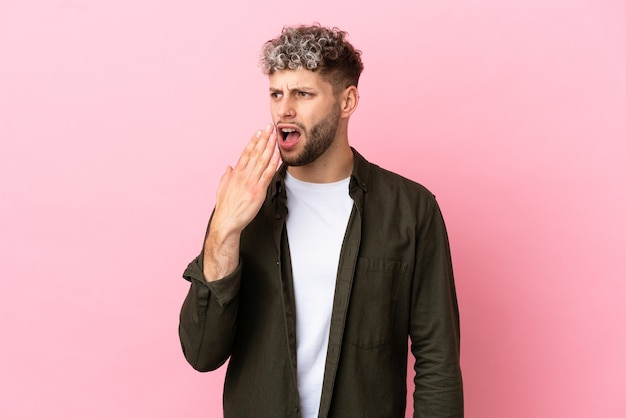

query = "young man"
[179,24,463,418]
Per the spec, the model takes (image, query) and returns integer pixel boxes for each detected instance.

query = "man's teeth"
[281,128,296,141]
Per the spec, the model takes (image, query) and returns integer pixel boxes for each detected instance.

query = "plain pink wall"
[1,0,625,417]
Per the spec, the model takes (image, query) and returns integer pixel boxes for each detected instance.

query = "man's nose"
[277,96,295,118]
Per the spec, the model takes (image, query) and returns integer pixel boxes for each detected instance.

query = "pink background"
[1,0,625,417]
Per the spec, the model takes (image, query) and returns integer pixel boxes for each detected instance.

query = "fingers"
[260,148,281,185]
[235,124,275,171]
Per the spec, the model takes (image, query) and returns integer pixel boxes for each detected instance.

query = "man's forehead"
[268,69,330,90]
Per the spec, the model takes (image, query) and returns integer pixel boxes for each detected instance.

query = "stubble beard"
[281,104,340,167]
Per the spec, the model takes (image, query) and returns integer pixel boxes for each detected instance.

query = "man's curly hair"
[260,24,364,91]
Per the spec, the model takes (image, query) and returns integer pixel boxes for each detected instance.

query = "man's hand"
[203,125,280,282]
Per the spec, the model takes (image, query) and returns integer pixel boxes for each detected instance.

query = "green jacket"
[179,149,463,417]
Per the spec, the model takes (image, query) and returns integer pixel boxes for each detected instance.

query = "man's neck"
[287,143,354,183]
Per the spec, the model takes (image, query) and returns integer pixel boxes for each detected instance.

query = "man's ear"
[339,86,359,118]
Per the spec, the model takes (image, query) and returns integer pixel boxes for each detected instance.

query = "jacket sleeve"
[178,250,241,372]
[410,198,464,417]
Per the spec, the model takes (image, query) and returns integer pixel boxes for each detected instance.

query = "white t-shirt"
[285,172,353,418]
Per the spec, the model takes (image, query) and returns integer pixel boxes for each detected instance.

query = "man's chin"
[280,157,304,167]
[279,149,302,167]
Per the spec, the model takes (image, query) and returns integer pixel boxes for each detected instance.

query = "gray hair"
[260,23,364,90]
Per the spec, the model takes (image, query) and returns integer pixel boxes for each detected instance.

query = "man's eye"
[297,91,311,97]
[270,92,282,99]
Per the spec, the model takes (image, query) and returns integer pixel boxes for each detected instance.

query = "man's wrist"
[203,230,240,282]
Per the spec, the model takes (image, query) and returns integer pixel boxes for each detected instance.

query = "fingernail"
[265,124,273,132]
[256,130,263,138]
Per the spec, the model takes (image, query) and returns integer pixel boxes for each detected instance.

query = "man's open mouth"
[279,127,302,142]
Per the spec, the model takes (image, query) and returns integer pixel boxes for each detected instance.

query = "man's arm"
[203,124,280,282]
[179,125,280,371]
[410,198,464,417]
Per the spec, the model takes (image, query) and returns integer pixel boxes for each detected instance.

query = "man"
[179,24,463,418]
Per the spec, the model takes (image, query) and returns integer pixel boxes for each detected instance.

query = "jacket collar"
[269,147,370,201]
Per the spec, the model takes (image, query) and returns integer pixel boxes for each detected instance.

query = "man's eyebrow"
[269,86,315,93]
[290,85,315,91]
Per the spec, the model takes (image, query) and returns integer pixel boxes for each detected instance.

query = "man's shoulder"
[353,148,436,200]
[372,163,431,192]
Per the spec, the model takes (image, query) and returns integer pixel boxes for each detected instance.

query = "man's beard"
[281,104,340,167]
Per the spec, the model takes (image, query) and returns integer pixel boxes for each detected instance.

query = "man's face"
[269,69,341,167]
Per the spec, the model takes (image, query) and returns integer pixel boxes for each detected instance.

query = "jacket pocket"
[344,257,408,349]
